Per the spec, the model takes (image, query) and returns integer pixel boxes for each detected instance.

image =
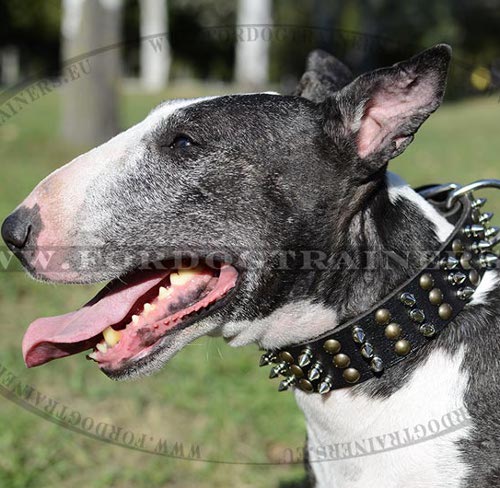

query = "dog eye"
[169,134,194,150]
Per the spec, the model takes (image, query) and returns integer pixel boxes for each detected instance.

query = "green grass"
[0,86,499,487]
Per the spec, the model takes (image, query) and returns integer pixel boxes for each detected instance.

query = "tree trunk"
[140,0,170,92]
[1,46,21,86]
[61,0,122,147]
[234,0,272,88]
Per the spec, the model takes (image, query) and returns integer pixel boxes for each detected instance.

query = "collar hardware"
[260,180,500,395]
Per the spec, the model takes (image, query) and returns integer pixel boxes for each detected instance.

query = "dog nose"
[1,211,32,249]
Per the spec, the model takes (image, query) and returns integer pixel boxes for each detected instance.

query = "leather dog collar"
[261,180,500,395]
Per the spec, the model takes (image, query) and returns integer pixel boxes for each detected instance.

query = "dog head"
[1,45,451,379]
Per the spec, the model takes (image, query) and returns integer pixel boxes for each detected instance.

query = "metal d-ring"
[447,179,500,209]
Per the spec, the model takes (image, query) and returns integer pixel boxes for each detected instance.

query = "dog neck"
[223,172,495,487]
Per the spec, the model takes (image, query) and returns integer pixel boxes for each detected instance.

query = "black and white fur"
[3,45,500,487]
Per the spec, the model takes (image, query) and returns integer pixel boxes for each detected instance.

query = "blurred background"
[0,0,499,487]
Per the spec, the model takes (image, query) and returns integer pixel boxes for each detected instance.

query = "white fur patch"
[296,347,470,488]
[469,270,499,306]
[386,172,454,243]
[222,300,338,349]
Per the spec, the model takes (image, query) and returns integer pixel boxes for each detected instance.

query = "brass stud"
[439,303,453,320]
[290,364,304,378]
[375,309,392,325]
[395,339,411,356]
[460,252,473,270]
[343,368,361,384]
[298,378,314,392]
[452,239,464,255]
[429,288,443,306]
[419,273,434,291]
[333,353,351,369]
[469,269,480,286]
[323,339,341,354]
[279,351,294,364]
[385,323,402,340]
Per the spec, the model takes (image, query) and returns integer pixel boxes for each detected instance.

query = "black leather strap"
[261,189,497,394]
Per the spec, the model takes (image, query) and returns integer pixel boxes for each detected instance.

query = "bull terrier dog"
[3,44,500,487]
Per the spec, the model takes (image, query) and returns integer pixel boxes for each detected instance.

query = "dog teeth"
[87,352,98,361]
[144,303,156,314]
[103,326,121,347]
[159,286,172,300]
[170,267,204,286]
[132,314,140,325]
[96,342,108,353]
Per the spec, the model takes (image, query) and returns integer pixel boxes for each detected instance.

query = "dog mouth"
[22,261,239,373]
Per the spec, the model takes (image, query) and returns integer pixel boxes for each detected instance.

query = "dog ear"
[294,50,353,102]
[329,44,452,170]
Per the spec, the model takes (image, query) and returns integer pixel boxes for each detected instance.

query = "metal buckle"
[447,179,500,209]
[418,183,461,201]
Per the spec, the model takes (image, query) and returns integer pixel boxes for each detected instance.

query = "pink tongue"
[22,270,170,368]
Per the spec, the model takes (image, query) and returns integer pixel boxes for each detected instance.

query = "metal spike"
[259,352,276,367]
[470,240,493,253]
[400,292,416,307]
[298,349,313,367]
[269,362,288,379]
[370,356,384,373]
[278,376,296,392]
[457,287,475,301]
[439,256,459,270]
[352,326,366,344]
[479,253,498,269]
[448,272,467,286]
[479,212,494,224]
[463,224,485,238]
[472,197,487,209]
[308,363,323,381]
[485,227,500,239]
[361,342,374,359]
[318,377,333,395]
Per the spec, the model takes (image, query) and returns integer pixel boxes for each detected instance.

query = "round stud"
[323,339,341,354]
[343,368,361,384]
[375,309,392,325]
[452,239,464,255]
[460,252,473,270]
[419,323,436,337]
[395,339,411,356]
[298,379,314,392]
[429,288,443,306]
[333,353,351,369]
[439,303,453,320]
[469,269,481,286]
[279,351,294,364]
[384,322,402,340]
[290,364,304,378]
[419,273,434,291]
